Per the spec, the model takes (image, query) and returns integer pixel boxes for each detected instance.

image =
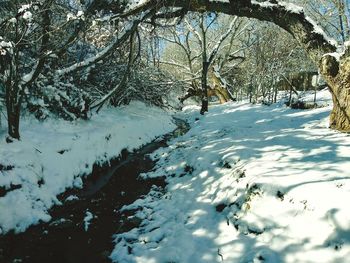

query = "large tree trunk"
[2,50,22,141]
[5,83,21,140]
[209,87,231,103]
[7,106,20,141]
[321,55,350,131]
[329,94,350,131]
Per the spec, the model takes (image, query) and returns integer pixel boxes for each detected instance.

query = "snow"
[65,195,78,202]
[77,11,84,18]
[325,51,341,62]
[251,0,303,14]
[297,88,330,106]
[84,210,94,231]
[56,11,147,76]
[66,13,75,21]
[0,38,13,56]
[67,11,85,21]
[21,63,37,83]
[9,18,17,24]
[279,2,304,14]
[18,4,31,13]
[327,41,350,62]
[126,0,151,11]
[305,16,338,47]
[111,91,350,263]
[249,1,337,47]
[22,11,33,22]
[0,101,176,234]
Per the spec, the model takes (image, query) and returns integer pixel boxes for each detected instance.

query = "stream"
[0,117,190,263]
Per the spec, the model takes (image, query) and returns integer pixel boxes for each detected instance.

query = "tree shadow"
[321,208,350,251]
[112,102,350,262]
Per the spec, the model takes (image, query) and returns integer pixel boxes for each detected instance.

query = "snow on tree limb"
[21,4,51,86]
[90,67,130,111]
[55,11,152,77]
[184,18,203,46]
[208,16,238,64]
[90,26,138,111]
[122,0,337,64]
[159,60,192,72]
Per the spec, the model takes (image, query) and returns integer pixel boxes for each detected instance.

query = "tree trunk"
[5,83,21,141]
[7,106,20,141]
[2,51,21,141]
[200,61,209,114]
[211,88,229,104]
[320,55,350,131]
[329,87,350,131]
[288,83,293,106]
[313,84,317,104]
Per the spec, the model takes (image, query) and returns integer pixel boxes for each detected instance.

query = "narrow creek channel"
[0,117,190,263]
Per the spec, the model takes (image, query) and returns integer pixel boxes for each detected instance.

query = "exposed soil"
[0,118,189,263]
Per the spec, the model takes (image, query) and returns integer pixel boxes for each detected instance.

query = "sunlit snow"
[0,101,175,233]
[112,90,350,263]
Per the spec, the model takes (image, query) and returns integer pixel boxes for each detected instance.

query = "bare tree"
[239,22,315,104]
[299,0,350,43]
[0,1,150,140]
[120,0,350,132]
[160,13,250,112]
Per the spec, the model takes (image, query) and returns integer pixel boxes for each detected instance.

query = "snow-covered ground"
[112,90,350,263]
[0,101,176,234]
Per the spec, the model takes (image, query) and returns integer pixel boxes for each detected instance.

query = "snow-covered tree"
[299,0,350,43]
[117,0,350,132]
[0,0,146,140]
[159,13,250,112]
[236,22,315,104]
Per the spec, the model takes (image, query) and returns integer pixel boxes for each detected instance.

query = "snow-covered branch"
[208,16,238,64]
[55,12,151,77]
[159,60,191,71]
[184,18,203,46]
[123,0,337,64]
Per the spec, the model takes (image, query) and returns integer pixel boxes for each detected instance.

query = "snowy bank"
[112,92,350,263]
[0,101,176,234]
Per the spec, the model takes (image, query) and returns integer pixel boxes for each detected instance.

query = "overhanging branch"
[123,0,337,64]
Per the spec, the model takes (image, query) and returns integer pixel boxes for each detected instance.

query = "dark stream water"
[0,118,189,263]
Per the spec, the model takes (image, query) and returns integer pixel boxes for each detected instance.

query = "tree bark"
[5,76,21,141]
[200,15,209,115]
[200,61,209,114]
[321,54,350,131]
[7,104,20,141]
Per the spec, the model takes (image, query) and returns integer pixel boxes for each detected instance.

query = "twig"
[218,248,224,262]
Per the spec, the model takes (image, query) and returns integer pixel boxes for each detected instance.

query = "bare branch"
[55,11,153,77]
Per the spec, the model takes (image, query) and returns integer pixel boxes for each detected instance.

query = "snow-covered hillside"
[112,91,350,263]
[0,101,176,234]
